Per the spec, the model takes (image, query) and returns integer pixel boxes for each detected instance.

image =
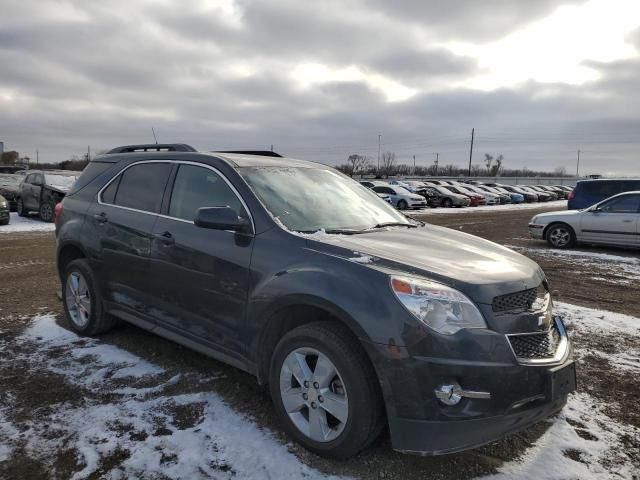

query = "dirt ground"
[0,206,638,479]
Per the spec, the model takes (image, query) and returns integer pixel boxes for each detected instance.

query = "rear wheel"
[397,200,408,210]
[63,259,117,335]
[546,223,576,249]
[39,201,55,222]
[16,198,27,217]
[270,323,384,459]
[0,219,8,226]
[441,198,453,208]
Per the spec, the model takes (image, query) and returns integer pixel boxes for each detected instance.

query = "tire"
[441,198,453,208]
[0,219,8,226]
[16,198,27,217]
[397,200,408,210]
[39,201,55,222]
[269,322,384,459]
[546,223,576,249]
[62,259,117,335]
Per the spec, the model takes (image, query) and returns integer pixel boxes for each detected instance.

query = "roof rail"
[106,144,197,154]
[214,150,283,158]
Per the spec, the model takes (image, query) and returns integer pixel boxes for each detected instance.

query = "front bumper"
[363,316,575,455]
[0,209,9,221]
[528,223,546,239]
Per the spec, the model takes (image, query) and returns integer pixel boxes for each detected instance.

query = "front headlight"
[390,275,487,335]
[0,200,7,208]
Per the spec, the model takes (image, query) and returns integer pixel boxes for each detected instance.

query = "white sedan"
[528,191,639,248]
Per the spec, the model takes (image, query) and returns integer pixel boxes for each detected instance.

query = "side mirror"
[194,206,251,233]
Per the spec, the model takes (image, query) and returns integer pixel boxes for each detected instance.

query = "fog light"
[435,383,491,406]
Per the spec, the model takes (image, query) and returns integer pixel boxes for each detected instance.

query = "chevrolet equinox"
[55,144,576,458]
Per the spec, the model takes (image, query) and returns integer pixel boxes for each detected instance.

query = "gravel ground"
[0,205,638,479]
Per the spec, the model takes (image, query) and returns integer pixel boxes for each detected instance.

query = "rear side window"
[103,163,172,213]
[67,162,112,196]
[168,164,243,221]
[581,181,623,196]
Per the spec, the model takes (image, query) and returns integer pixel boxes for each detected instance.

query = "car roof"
[25,170,81,176]
[211,152,323,169]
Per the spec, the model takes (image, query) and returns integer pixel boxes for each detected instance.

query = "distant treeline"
[337,152,572,178]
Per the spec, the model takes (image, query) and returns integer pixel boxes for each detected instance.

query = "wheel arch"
[57,242,88,280]
[254,295,371,386]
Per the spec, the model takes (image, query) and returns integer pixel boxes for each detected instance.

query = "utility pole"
[377,134,382,173]
[576,149,581,178]
[435,152,439,176]
[152,127,158,144]
[467,128,474,177]
[270,144,274,152]
[413,155,416,174]
[87,145,91,162]
[36,149,39,165]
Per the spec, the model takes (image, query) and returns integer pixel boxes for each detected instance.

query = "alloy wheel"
[549,227,571,247]
[65,271,91,328]
[279,347,349,443]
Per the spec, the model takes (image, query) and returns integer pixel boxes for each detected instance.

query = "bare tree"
[484,154,494,174]
[490,154,504,176]
[346,154,370,177]
[554,166,568,176]
[380,151,396,178]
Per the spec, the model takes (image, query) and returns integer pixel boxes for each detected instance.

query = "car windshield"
[239,166,415,233]
[436,186,453,194]
[44,174,77,189]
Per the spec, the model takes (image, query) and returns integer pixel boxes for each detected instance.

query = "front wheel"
[441,198,453,208]
[270,323,384,459]
[546,223,576,249]
[397,199,408,210]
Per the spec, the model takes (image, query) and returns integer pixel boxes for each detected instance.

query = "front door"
[148,163,254,358]
[22,173,43,210]
[580,194,640,246]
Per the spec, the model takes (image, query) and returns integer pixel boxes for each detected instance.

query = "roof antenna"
[151,127,159,144]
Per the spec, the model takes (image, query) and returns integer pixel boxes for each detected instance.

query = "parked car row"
[359,178,571,210]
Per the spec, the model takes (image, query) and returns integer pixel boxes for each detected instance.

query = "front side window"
[169,164,243,221]
[240,167,413,233]
[599,195,640,213]
[105,163,172,213]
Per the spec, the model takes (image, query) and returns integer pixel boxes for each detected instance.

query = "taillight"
[568,190,575,200]
[54,202,63,225]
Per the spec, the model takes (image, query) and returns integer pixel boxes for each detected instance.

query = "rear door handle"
[93,212,108,224]
[153,231,175,246]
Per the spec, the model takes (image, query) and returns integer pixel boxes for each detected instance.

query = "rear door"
[580,194,640,246]
[147,162,254,358]
[89,161,173,320]
[22,173,42,210]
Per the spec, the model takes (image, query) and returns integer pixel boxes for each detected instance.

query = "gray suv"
[55,144,575,458]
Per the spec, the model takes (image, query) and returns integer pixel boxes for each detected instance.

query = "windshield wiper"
[366,222,418,230]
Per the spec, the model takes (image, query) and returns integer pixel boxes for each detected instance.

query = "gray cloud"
[0,0,638,176]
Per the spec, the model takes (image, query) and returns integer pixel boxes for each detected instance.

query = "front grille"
[492,282,548,313]
[508,321,562,360]
[492,288,537,312]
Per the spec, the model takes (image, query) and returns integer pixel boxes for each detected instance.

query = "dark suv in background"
[568,178,640,209]
[17,170,80,221]
[55,144,575,458]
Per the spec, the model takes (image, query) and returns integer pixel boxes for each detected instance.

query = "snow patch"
[0,212,56,233]
[349,252,374,264]
[2,315,345,479]
[485,392,638,480]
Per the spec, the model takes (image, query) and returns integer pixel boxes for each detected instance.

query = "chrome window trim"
[96,159,255,233]
[505,317,570,366]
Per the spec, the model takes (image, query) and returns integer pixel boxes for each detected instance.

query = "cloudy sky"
[1,0,639,175]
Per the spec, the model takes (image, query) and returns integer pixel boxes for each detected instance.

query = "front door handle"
[153,231,175,246]
[623,219,633,223]
[93,212,108,224]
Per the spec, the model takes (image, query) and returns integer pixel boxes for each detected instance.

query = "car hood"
[533,210,583,222]
[305,225,544,305]
[46,184,71,194]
